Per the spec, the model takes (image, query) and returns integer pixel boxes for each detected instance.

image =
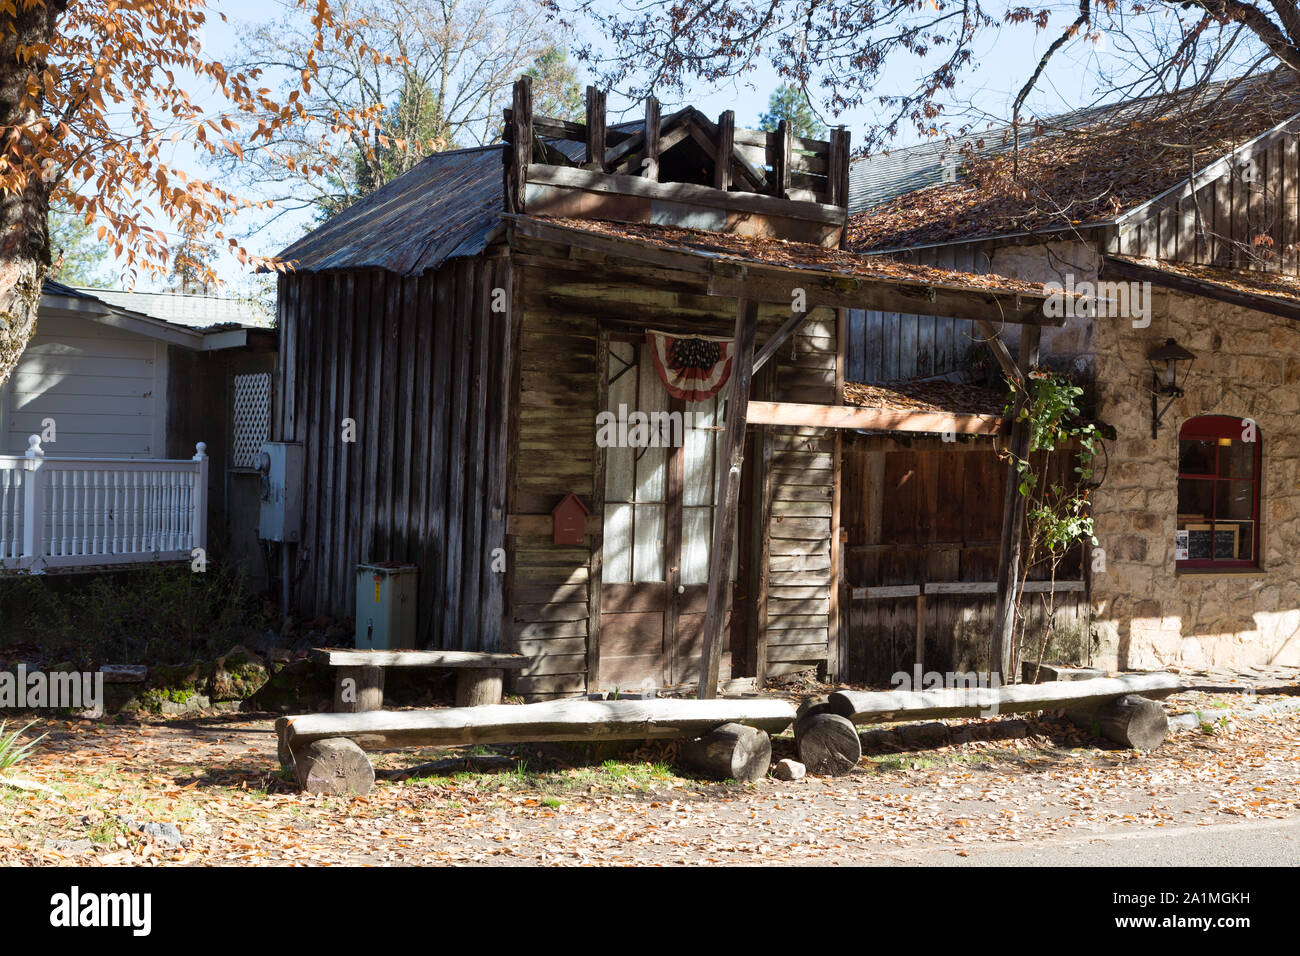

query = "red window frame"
[1176,415,1261,570]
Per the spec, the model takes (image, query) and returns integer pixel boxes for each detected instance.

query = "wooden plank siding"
[765,309,836,675]
[276,260,512,652]
[845,590,1089,685]
[844,309,975,382]
[508,243,839,695]
[839,435,1087,684]
[1112,129,1300,273]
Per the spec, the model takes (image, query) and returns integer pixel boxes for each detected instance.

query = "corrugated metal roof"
[275,144,507,275]
[848,72,1297,214]
[277,139,598,276]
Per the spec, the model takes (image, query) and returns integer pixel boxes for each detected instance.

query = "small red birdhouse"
[552,493,589,546]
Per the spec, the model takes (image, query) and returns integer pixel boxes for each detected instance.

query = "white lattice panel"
[232,372,272,468]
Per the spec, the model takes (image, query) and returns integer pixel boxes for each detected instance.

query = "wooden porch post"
[990,326,1041,681]
[715,110,734,191]
[508,77,533,214]
[585,85,607,172]
[698,297,759,699]
[643,96,661,181]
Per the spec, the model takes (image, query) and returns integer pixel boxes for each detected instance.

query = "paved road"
[888,817,1300,866]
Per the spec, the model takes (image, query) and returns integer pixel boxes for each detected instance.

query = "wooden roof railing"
[503,77,851,209]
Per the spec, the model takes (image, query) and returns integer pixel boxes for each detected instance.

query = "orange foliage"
[0,0,383,282]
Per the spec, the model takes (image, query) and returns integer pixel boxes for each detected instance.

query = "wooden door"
[597,336,739,692]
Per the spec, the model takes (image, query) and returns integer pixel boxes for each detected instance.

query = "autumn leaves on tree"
[0,0,375,384]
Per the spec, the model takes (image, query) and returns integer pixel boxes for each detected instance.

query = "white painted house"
[0,282,275,579]
[0,282,270,459]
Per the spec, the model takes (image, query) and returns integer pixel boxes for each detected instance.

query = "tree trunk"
[1068,695,1168,751]
[681,722,771,782]
[0,1,66,386]
[796,712,862,776]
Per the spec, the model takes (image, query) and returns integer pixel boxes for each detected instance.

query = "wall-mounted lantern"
[1148,337,1196,439]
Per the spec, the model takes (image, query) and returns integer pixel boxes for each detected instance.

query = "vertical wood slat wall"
[276,259,512,651]
[839,438,1086,684]
[1112,130,1300,271]
[844,310,975,383]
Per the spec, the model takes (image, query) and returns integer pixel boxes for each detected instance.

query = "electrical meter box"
[355,563,419,650]
[254,442,304,542]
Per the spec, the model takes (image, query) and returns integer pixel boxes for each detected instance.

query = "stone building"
[845,72,1300,672]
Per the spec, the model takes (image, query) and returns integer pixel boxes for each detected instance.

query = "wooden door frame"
[664,394,685,685]
[592,327,754,691]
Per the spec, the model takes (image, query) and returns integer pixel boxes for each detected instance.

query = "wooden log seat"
[276,697,798,793]
[311,648,528,712]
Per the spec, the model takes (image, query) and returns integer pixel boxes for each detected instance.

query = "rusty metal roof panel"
[277,139,596,275]
[275,144,507,275]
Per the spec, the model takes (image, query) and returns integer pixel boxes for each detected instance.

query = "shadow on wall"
[1113,603,1300,670]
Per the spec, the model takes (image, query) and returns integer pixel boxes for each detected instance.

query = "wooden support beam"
[746,400,1005,435]
[715,110,734,191]
[974,319,1024,385]
[584,85,606,172]
[990,325,1041,681]
[507,215,1061,326]
[508,76,533,213]
[748,364,775,684]
[698,297,759,699]
[643,96,661,180]
[708,273,1055,327]
[602,107,684,172]
[752,308,808,374]
[914,592,926,673]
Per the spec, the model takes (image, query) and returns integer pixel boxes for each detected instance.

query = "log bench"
[794,673,1185,776]
[311,648,528,712]
[826,673,1182,725]
[276,697,798,794]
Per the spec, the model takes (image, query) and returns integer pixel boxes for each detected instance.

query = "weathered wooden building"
[275,79,1064,697]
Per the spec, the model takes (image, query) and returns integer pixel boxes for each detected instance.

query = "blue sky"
[118,1,1213,290]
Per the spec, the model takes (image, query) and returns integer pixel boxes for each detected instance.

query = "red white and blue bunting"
[646,330,734,402]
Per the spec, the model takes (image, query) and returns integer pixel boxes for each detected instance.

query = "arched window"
[1176,416,1261,569]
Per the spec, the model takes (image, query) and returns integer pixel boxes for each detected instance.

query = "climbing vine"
[1004,367,1102,680]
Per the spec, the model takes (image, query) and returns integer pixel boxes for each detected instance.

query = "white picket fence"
[0,436,208,572]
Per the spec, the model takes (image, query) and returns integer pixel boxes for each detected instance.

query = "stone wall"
[1090,286,1300,670]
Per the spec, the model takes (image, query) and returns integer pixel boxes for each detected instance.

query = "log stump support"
[291,737,376,795]
[333,665,385,713]
[681,722,772,783]
[455,668,505,707]
[796,712,862,777]
[1068,694,1168,751]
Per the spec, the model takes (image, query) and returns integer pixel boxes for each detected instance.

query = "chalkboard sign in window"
[1176,416,1260,569]
[1184,526,1239,560]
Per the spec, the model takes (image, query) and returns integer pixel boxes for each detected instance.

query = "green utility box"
[355,563,419,650]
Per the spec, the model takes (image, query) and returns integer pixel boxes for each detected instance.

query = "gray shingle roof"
[82,288,271,329]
